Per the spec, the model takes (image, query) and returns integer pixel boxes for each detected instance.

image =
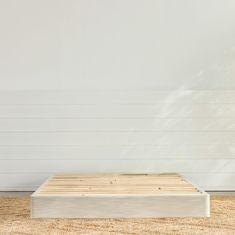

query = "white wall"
[0,0,235,190]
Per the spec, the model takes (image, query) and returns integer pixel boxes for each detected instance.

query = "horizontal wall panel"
[0,90,234,190]
[0,90,234,104]
[0,118,235,131]
[0,173,234,191]
[0,0,234,192]
[0,144,234,160]
[0,160,234,173]
[1,103,235,118]
[0,174,49,191]
[0,132,235,145]
[182,173,235,191]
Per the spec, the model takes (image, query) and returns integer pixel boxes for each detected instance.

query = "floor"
[0,194,234,235]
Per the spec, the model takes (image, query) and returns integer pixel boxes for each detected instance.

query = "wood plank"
[1,132,235,145]
[0,145,234,160]
[1,118,235,132]
[35,173,200,195]
[0,90,234,104]
[0,103,235,118]
[0,159,234,173]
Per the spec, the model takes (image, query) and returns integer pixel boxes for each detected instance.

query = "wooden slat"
[1,132,235,145]
[0,145,234,160]
[0,103,235,118]
[1,118,235,132]
[1,159,234,173]
[0,91,234,104]
[37,173,199,195]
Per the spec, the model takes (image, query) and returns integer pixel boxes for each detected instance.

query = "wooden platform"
[31,173,210,218]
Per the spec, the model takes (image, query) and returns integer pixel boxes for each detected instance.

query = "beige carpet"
[0,196,234,235]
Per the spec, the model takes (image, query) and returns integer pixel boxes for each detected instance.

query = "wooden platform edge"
[31,174,210,218]
[31,176,53,218]
[31,193,210,218]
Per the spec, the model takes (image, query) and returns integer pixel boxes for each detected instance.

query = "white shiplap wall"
[0,90,234,190]
[1,0,235,191]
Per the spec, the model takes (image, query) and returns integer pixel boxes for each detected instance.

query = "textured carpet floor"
[0,196,234,235]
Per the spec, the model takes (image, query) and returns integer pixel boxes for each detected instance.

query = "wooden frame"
[31,173,210,218]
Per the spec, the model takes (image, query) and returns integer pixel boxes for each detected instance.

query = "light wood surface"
[31,173,209,218]
[36,173,199,195]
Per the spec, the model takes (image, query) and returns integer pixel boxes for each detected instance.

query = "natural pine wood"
[37,173,199,195]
